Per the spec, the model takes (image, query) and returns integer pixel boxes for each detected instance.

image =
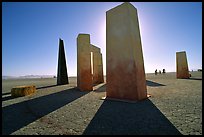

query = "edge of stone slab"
[106,2,137,13]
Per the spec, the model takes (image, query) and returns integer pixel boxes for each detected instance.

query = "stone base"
[11,85,36,97]
[101,94,151,103]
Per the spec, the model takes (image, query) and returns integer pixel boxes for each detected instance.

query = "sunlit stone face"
[106,2,147,101]
[176,51,190,79]
[77,34,93,91]
[77,34,104,91]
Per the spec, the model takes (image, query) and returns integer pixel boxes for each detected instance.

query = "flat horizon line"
[3,70,202,79]
[2,71,181,78]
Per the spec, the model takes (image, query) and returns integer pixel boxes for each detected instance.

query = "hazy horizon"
[3,70,202,78]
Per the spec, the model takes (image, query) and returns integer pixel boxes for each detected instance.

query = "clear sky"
[2,2,202,77]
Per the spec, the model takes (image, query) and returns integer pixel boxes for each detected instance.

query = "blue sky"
[2,2,202,76]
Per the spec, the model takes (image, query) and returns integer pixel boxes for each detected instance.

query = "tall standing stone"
[106,2,147,101]
[57,38,69,85]
[176,51,190,79]
[91,45,100,84]
[90,44,104,84]
[77,34,93,91]
[98,53,104,83]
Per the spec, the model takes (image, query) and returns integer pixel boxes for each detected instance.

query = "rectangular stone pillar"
[176,51,190,79]
[91,45,100,84]
[106,2,147,101]
[91,45,104,84]
[93,52,99,84]
[98,53,104,83]
[77,34,93,91]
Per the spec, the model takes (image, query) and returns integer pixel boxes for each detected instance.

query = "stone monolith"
[176,51,190,79]
[90,44,104,84]
[57,38,69,85]
[77,34,93,91]
[98,53,104,83]
[106,2,147,101]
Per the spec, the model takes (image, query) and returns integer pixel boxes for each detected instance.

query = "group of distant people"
[155,69,165,75]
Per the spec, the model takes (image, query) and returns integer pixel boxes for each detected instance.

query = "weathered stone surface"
[77,34,104,91]
[90,44,100,53]
[11,85,36,97]
[106,2,147,101]
[77,34,93,91]
[91,45,100,84]
[57,38,69,85]
[90,45,104,84]
[98,53,104,83]
[176,51,190,79]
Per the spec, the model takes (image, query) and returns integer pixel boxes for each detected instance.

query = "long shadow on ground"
[2,92,11,96]
[186,77,202,81]
[2,87,89,135]
[83,99,181,135]
[93,80,166,92]
[36,84,58,90]
[84,82,181,134]
[93,80,166,93]
[146,80,166,87]
[2,96,16,102]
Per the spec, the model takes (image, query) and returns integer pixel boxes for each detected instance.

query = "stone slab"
[176,51,190,79]
[106,2,147,101]
[11,85,36,97]
[57,38,69,85]
[77,34,93,91]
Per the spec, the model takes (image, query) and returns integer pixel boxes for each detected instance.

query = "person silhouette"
[155,69,157,75]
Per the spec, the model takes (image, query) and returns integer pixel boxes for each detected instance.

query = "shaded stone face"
[90,45,104,84]
[57,38,69,85]
[106,2,147,101]
[176,51,190,79]
[77,34,93,91]
[98,53,104,83]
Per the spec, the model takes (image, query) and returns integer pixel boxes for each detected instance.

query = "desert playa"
[2,71,202,135]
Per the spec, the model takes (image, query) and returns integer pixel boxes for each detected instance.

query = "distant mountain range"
[2,75,56,79]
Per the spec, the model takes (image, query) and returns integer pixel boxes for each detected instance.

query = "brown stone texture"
[106,2,147,101]
[98,53,104,83]
[11,85,36,97]
[90,45,104,84]
[176,51,190,79]
[77,34,93,91]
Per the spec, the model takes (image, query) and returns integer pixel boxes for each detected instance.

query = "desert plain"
[2,71,202,135]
